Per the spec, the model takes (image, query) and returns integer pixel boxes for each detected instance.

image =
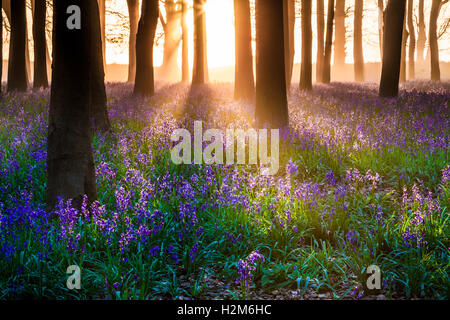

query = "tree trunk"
[354,0,364,81]
[429,0,442,81]
[334,0,345,70]
[377,0,384,59]
[33,0,48,89]
[127,0,139,83]
[399,10,408,83]
[300,0,312,90]
[416,0,426,63]
[181,0,189,82]
[90,0,111,132]
[134,0,159,95]
[98,0,106,69]
[161,0,181,81]
[379,0,406,97]
[283,0,295,91]
[234,0,254,100]
[0,0,2,94]
[255,0,288,128]
[7,0,28,92]
[321,0,334,84]
[47,0,98,209]
[316,0,325,82]
[407,0,415,79]
[192,0,208,84]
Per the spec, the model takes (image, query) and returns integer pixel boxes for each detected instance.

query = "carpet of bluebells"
[0,81,449,300]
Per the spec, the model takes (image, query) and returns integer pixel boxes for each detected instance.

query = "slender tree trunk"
[0,0,2,94]
[192,0,208,84]
[377,0,384,59]
[33,0,48,89]
[399,9,408,83]
[334,0,345,70]
[429,0,443,81]
[7,0,28,92]
[379,0,406,97]
[181,0,189,82]
[255,0,288,128]
[161,0,181,81]
[316,0,325,82]
[283,0,295,91]
[47,0,98,209]
[407,0,415,79]
[98,0,106,69]
[234,0,254,100]
[90,0,110,132]
[322,0,334,84]
[300,0,312,90]
[354,0,364,81]
[134,0,159,95]
[127,0,139,83]
[416,0,426,63]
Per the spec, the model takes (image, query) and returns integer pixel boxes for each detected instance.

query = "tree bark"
[300,0,312,90]
[192,0,208,84]
[255,0,288,128]
[181,0,189,82]
[161,0,181,81]
[90,0,111,132]
[377,0,384,59]
[316,0,325,82]
[354,0,364,81]
[134,0,159,95]
[98,0,106,69]
[127,0,139,83]
[429,0,443,81]
[47,0,98,209]
[283,0,295,91]
[416,0,426,63]
[379,0,406,97]
[407,0,415,79]
[334,0,345,70]
[7,0,28,92]
[33,0,48,89]
[234,0,254,100]
[321,0,334,84]
[399,9,408,83]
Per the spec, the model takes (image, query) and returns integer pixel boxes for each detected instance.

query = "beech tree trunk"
[134,0,159,95]
[192,0,208,84]
[300,0,312,91]
[416,0,426,63]
[255,0,288,128]
[316,0,325,82]
[407,0,415,79]
[90,0,111,132]
[161,0,181,81]
[283,0,295,91]
[33,0,48,89]
[377,0,384,59]
[379,0,406,97]
[98,0,106,69]
[7,0,28,92]
[127,0,139,83]
[430,0,444,81]
[234,0,254,100]
[354,0,364,81]
[399,10,408,83]
[47,0,98,209]
[334,0,345,70]
[321,0,334,84]
[181,0,189,82]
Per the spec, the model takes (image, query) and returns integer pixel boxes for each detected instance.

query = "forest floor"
[0,81,449,300]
